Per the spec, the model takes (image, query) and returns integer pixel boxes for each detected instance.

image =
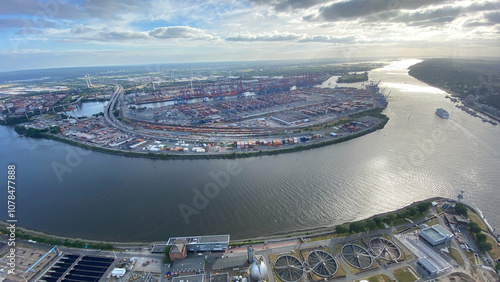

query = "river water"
[1,59,499,242]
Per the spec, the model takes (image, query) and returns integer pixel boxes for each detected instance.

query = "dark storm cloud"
[387,6,461,26]
[463,20,495,27]
[80,0,150,19]
[0,0,83,19]
[485,11,500,24]
[247,0,326,11]
[386,2,500,26]
[0,0,150,20]
[305,0,451,22]
[0,17,57,29]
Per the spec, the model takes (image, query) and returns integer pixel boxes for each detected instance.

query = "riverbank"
[13,110,389,160]
[1,196,486,249]
[414,80,500,124]
[408,59,500,123]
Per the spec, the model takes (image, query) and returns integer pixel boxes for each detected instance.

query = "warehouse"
[270,112,309,126]
[418,258,439,276]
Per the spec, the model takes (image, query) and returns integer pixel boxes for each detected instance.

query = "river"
[1,59,499,242]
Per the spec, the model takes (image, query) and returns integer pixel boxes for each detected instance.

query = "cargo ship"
[436,108,449,119]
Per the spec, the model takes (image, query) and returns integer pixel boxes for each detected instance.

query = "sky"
[0,0,499,71]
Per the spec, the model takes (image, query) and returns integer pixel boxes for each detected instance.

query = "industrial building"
[418,257,439,276]
[444,213,469,226]
[167,235,230,252]
[270,112,309,126]
[420,225,453,246]
[170,243,187,261]
[212,256,249,271]
[151,244,167,253]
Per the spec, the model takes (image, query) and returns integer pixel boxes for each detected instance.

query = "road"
[104,84,132,132]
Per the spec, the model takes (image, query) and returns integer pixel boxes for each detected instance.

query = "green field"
[393,266,418,282]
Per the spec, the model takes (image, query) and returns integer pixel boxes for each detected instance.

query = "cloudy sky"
[1,0,499,71]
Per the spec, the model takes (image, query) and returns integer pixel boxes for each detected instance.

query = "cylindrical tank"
[250,260,268,281]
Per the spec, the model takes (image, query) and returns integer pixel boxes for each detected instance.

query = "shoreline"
[407,73,500,123]
[13,111,389,160]
[0,196,475,248]
[230,196,447,244]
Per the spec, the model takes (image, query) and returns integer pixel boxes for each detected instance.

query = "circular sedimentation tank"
[341,244,373,269]
[273,255,304,282]
[306,250,338,277]
[369,237,401,262]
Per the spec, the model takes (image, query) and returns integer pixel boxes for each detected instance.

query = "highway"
[103,84,132,132]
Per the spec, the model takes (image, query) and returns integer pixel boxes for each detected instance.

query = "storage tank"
[250,258,268,281]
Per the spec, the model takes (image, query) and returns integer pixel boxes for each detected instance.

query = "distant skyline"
[1,0,499,71]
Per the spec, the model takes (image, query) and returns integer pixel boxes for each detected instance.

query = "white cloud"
[226,31,302,41]
[149,26,219,40]
[1,0,499,70]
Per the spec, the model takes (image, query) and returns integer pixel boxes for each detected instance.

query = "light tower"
[151,77,156,91]
[247,245,254,264]
[190,70,193,89]
[457,190,465,203]
[85,74,93,88]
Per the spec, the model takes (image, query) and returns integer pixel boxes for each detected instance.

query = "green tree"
[454,203,468,217]
[373,217,384,229]
[468,222,481,234]
[475,233,487,243]
[417,202,431,213]
[49,126,61,134]
[365,219,377,230]
[495,263,500,271]
[163,245,172,264]
[383,214,396,225]
[477,242,492,252]
[349,221,366,233]
[164,245,172,256]
[336,225,349,234]
[406,207,417,217]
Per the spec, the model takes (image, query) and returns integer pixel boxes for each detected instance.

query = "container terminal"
[15,75,390,156]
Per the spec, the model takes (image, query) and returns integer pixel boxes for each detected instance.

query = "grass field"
[309,232,344,242]
[425,217,439,226]
[486,233,500,260]
[467,210,489,232]
[445,248,465,267]
[393,266,418,282]
[356,274,392,282]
